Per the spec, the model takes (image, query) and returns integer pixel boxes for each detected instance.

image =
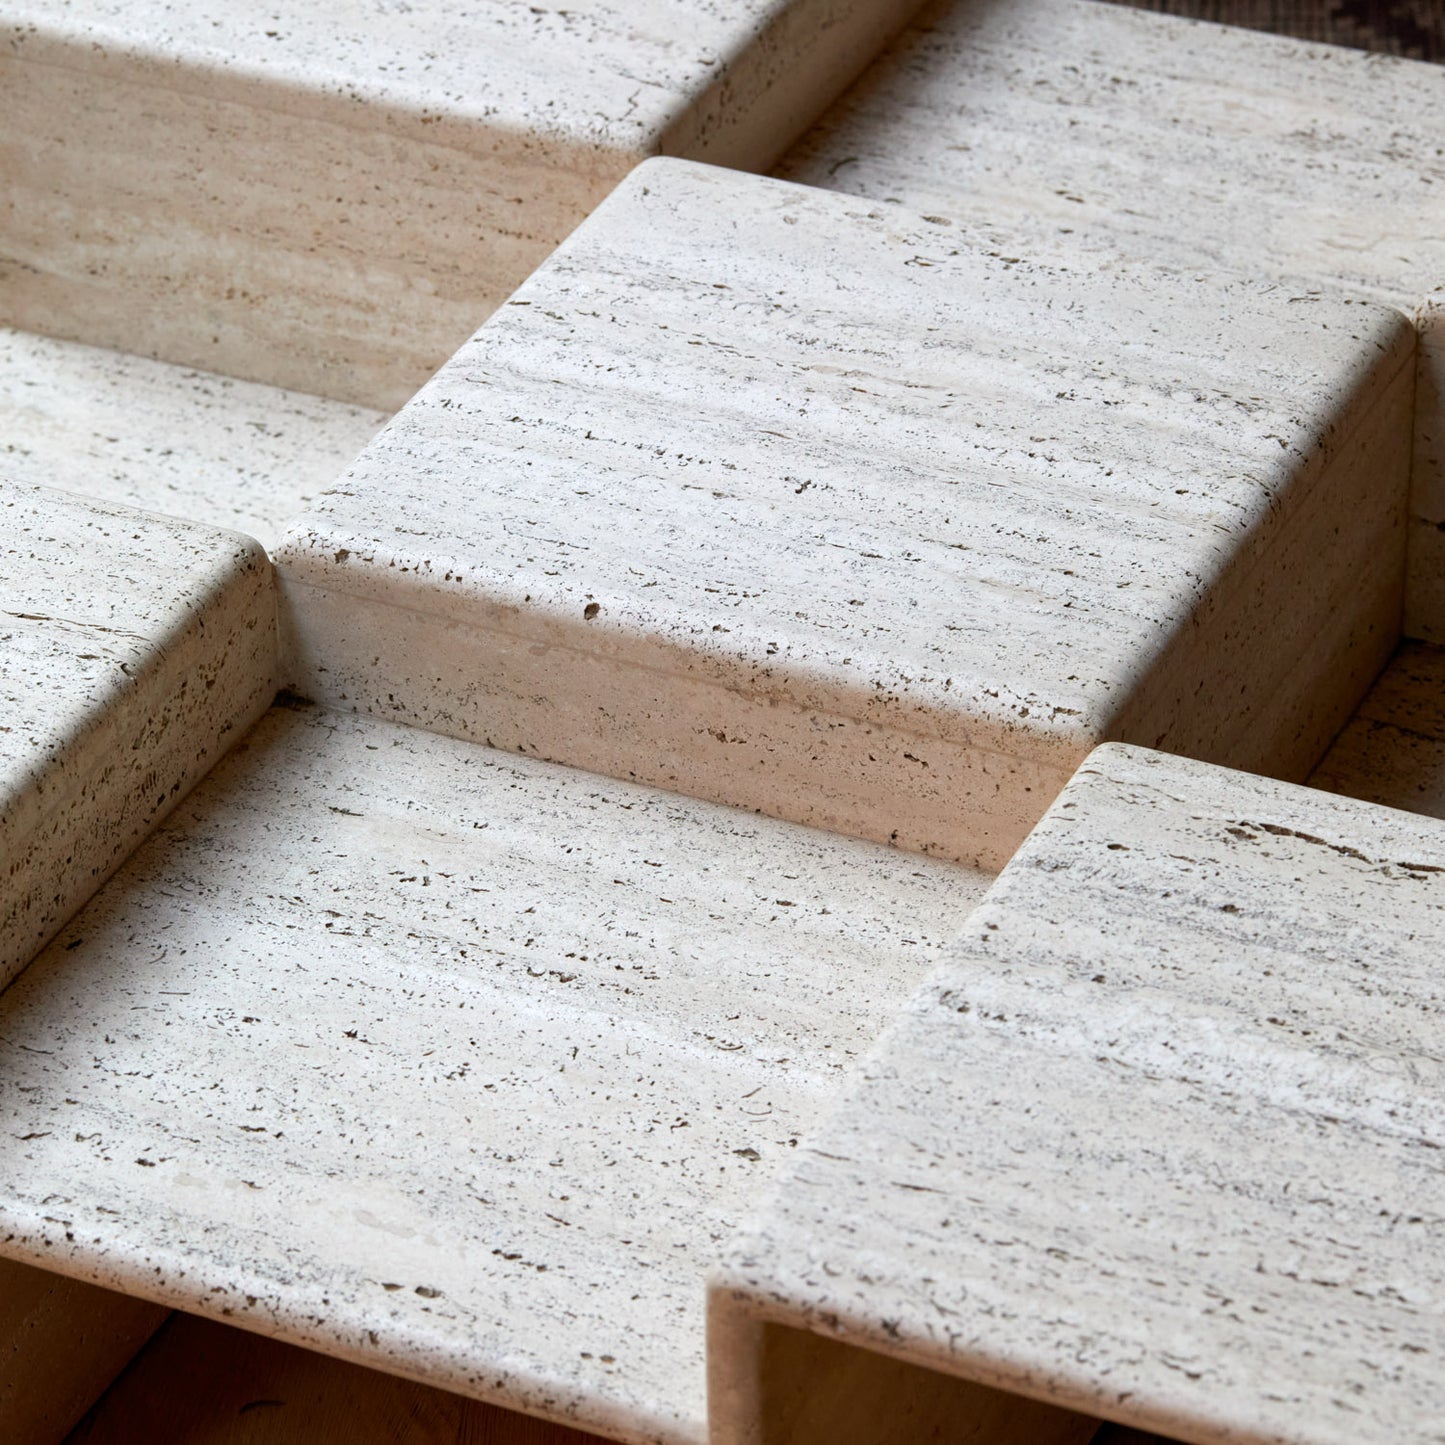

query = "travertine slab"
[1310,640,1445,819]
[0,483,275,986]
[0,328,384,545]
[1,0,921,407]
[278,158,1413,870]
[0,702,985,1445]
[778,0,1445,638]
[0,1258,167,1445]
[710,743,1445,1445]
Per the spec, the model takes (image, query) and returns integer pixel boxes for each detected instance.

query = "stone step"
[0,327,384,547]
[277,157,1411,871]
[711,741,1445,1444]
[776,0,1445,641]
[1,0,923,408]
[0,482,275,988]
[0,700,986,1444]
[1310,639,1445,819]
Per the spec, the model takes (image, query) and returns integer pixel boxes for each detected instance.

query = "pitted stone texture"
[0,703,984,1445]
[1311,640,1445,820]
[278,158,1412,870]
[710,743,1445,1445]
[1,0,921,408]
[0,328,384,546]
[778,0,1445,639]
[0,1258,167,1445]
[0,483,275,986]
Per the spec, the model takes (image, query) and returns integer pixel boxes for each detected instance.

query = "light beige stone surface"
[1,0,922,407]
[0,482,275,986]
[278,158,1412,870]
[778,0,1445,639]
[711,742,1445,1445]
[0,327,384,545]
[1311,640,1445,819]
[0,701,986,1445]
[0,1257,167,1445]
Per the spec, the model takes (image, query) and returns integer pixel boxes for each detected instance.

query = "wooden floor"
[63,1309,1174,1444]
[66,1314,606,1445]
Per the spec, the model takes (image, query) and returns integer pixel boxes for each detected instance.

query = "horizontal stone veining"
[1310,639,1445,820]
[710,743,1445,1445]
[278,157,1413,869]
[777,0,1445,638]
[0,0,922,406]
[0,482,275,986]
[0,327,385,546]
[0,702,985,1445]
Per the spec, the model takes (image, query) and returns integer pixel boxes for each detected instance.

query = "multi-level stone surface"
[0,483,275,986]
[779,0,1445,636]
[0,700,984,1444]
[1,0,925,407]
[712,742,1445,1445]
[278,157,1412,869]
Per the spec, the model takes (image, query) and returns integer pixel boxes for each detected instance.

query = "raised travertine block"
[278,159,1413,870]
[0,483,275,986]
[0,328,384,545]
[0,702,985,1445]
[710,743,1445,1445]
[1,0,922,408]
[0,1258,167,1445]
[777,0,1445,638]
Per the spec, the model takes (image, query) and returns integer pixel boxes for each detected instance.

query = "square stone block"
[0,483,275,985]
[0,701,985,1444]
[277,158,1413,870]
[778,0,1445,638]
[0,327,384,545]
[710,742,1445,1445]
[0,0,921,407]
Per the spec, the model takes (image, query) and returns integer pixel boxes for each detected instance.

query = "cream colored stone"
[277,158,1413,870]
[0,483,275,986]
[0,328,385,545]
[1311,640,1445,819]
[780,0,1445,639]
[1,0,923,407]
[0,1257,167,1445]
[711,742,1445,1445]
[0,701,986,1444]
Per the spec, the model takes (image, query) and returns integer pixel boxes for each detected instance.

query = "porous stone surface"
[0,482,275,986]
[1311,639,1445,820]
[0,1258,167,1445]
[278,157,1413,870]
[0,328,384,545]
[710,742,1445,1445]
[779,0,1445,639]
[0,702,985,1445]
[1,0,922,407]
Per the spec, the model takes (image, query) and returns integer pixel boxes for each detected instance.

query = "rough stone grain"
[778,0,1445,639]
[0,702,985,1445]
[278,157,1413,869]
[0,482,275,986]
[1,0,922,406]
[0,327,384,545]
[711,742,1445,1445]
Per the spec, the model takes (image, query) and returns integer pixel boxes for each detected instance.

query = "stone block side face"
[709,743,1445,1445]
[0,3,922,409]
[0,1257,168,1445]
[1405,299,1445,641]
[0,45,617,411]
[0,485,276,987]
[1107,335,1414,780]
[277,160,1412,869]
